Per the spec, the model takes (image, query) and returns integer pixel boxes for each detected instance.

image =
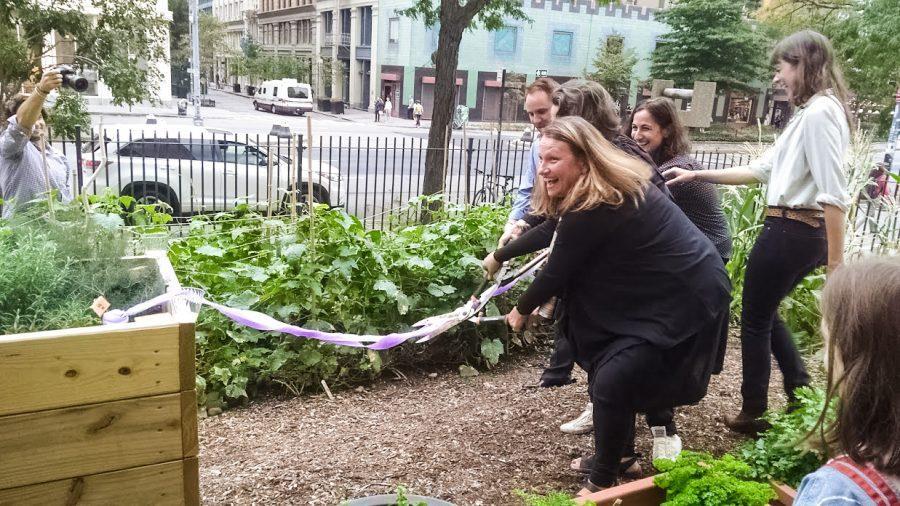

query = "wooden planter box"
[577,476,797,506]
[0,253,199,505]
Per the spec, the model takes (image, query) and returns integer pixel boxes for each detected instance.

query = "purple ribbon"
[102,252,548,350]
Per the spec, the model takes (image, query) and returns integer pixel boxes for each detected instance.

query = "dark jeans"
[739,217,823,414]
[588,344,673,486]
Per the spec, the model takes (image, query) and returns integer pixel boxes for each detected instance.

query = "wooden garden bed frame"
[0,252,200,505]
[577,475,797,505]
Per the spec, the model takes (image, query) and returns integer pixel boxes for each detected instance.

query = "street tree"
[0,0,168,126]
[399,0,529,204]
[586,34,638,106]
[650,0,770,93]
[758,0,900,133]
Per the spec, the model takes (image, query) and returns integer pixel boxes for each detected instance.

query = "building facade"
[375,0,669,120]
[314,0,378,109]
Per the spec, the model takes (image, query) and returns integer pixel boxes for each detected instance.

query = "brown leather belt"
[765,206,825,228]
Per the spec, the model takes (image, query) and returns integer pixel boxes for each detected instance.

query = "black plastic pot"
[343,494,454,506]
[317,98,331,112]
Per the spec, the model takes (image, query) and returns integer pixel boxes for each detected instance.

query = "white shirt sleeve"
[748,144,776,183]
[803,98,850,211]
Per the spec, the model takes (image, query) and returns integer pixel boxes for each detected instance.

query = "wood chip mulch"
[199,330,798,505]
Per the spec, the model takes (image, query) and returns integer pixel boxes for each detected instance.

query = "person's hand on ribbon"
[482,251,501,280]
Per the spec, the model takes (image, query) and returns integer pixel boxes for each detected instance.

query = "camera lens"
[62,75,89,92]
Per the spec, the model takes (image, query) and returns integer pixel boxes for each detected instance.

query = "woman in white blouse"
[664,30,852,435]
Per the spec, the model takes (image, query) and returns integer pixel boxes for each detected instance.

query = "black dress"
[494,184,731,410]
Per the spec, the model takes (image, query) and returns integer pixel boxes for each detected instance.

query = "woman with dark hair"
[483,116,730,493]
[793,257,900,503]
[665,30,852,434]
[625,97,732,261]
[551,79,670,198]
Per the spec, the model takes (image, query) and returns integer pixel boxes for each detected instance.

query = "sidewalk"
[87,101,236,120]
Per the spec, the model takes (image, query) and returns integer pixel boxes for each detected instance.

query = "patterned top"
[658,154,732,260]
[0,116,72,218]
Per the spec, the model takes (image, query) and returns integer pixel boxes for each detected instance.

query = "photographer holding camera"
[0,68,74,218]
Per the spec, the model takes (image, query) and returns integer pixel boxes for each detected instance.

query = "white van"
[253,79,314,116]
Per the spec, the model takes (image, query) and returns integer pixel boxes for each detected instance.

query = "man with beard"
[1,69,72,218]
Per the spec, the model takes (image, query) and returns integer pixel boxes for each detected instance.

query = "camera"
[57,65,88,92]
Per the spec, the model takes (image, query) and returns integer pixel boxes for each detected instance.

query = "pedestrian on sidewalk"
[407,96,414,120]
[384,98,393,122]
[374,96,384,122]
[413,100,424,127]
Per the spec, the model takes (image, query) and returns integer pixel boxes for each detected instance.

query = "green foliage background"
[168,202,510,408]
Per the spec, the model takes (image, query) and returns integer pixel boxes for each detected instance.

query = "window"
[493,26,517,55]
[218,142,265,165]
[359,7,373,46]
[273,87,278,97]
[388,17,399,44]
[287,86,308,99]
[323,11,333,34]
[187,141,221,162]
[551,31,573,58]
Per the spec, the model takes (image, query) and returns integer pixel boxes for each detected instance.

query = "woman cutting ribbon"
[483,116,730,493]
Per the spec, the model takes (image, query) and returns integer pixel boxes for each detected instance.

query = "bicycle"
[472,166,516,205]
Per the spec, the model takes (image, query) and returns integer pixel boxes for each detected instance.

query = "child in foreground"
[793,257,900,505]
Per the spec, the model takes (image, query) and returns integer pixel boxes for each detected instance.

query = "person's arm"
[513,210,607,315]
[663,165,763,186]
[16,70,62,132]
[803,99,850,273]
[507,141,538,222]
[483,217,557,278]
[823,205,845,273]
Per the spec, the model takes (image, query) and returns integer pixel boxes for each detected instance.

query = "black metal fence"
[47,128,898,250]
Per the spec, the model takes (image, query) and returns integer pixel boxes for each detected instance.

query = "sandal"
[570,453,643,478]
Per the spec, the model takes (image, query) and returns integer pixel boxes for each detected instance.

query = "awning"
[422,76,463,85]
[484,80,501,88]
[381,73,399,81]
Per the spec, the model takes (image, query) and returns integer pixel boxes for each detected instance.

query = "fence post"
[465,135,473,206]
[74,126,84,199]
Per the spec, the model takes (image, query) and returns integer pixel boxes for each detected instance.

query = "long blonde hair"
[531,116,650,218]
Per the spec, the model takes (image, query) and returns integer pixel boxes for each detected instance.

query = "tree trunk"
[421,16,465,219]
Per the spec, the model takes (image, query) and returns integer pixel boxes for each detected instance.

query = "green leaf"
[196,244,225,257]
[282,243,307,261]
[480,338,504,366]
[301,349,322,367]
[225,290,260,310]
[373,279,400,298]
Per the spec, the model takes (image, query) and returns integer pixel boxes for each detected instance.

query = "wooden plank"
[183,457,200,506]
[0,459,190,505]
[0,321,182,416]
[577,476,666,505]
[180,389,199,458]
[178,322,196,393]
[0,393,187,490]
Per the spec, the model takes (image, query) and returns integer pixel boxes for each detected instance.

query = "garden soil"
[199,330,806,505]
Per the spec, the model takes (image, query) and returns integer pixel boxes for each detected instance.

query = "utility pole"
[189,0,203,126]
[491,68,507,188]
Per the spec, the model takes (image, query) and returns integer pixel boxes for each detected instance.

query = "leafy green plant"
[168,200,516,408]
[393,485,427,506]
[654,451,775,506]
[0,202,165,334]
[47,88,90,140]
[515,489,596,506]
[737,386,834,487]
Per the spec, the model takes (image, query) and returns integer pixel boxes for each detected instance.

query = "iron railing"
[43,128,899,251]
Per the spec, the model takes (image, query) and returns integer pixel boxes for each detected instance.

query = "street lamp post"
[189,0,203,126]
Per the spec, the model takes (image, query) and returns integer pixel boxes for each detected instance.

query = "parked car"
[78,125,338,216]
[252,79,314,116]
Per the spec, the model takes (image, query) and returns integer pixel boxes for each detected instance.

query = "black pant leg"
[590,402,635,487]
[739,218,825,414]
[770,314,811,401]
[540,326,576,385]
[646,408,676,436]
